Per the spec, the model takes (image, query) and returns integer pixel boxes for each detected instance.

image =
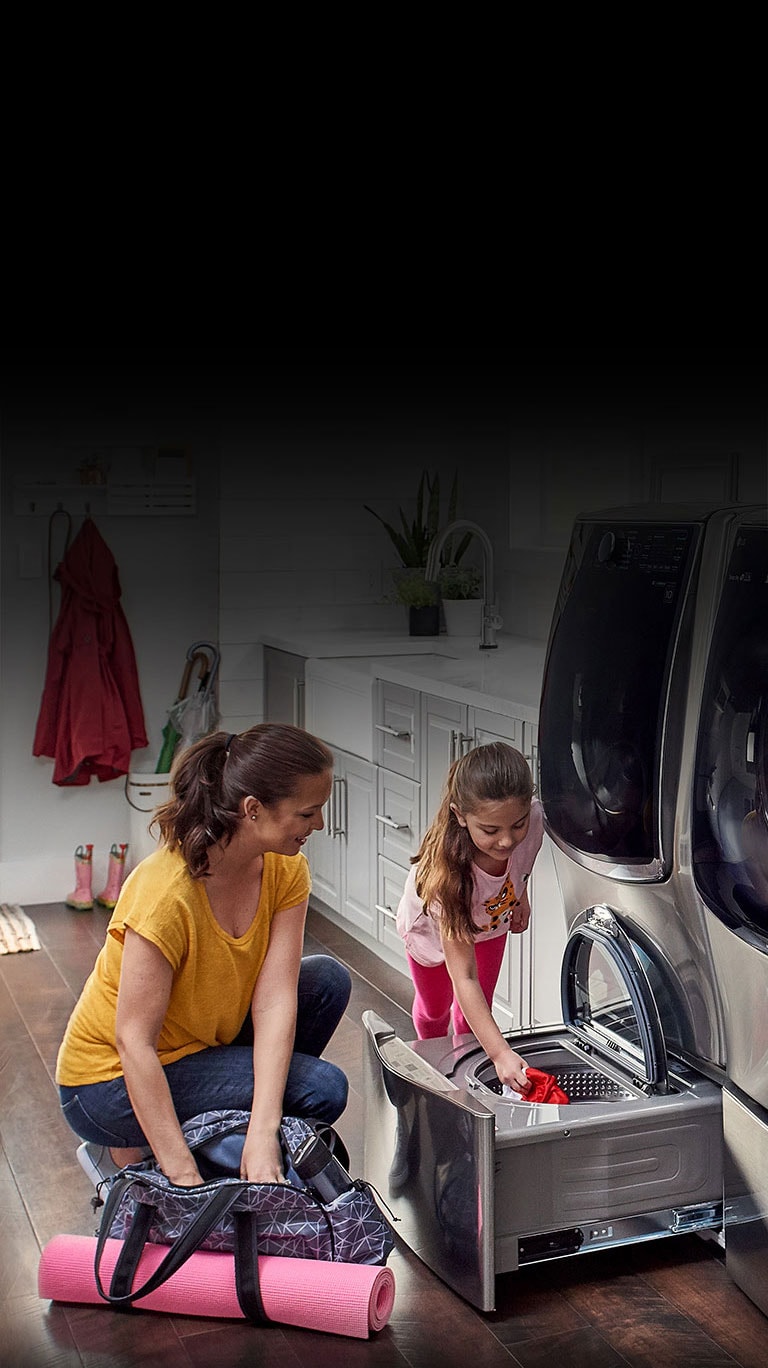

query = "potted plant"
[389,566,440,636]
[364,470,472,634]
[438,563,483,637]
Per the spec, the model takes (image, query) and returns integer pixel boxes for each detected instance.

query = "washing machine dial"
[597,531,617,564]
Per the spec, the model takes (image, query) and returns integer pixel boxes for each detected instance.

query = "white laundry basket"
[125,772,172,866]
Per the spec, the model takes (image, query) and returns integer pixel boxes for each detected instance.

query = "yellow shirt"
[55,844,311,1087]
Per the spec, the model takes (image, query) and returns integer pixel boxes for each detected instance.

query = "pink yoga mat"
[39,1235,395,1339]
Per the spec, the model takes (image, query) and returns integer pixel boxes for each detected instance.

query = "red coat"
[33,518,148,785]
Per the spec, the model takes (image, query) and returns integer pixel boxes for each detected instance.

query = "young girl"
[396,742,543,1095]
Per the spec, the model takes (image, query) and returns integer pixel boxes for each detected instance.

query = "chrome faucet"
[424,519,503,649]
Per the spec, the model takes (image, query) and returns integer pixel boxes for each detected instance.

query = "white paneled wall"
[216,423,510,731]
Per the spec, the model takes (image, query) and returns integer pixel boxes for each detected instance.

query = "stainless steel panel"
[708,917,768,1109]
[549,851,726,1074]
[724,1086,768,1318]
[362,1011,497,1311]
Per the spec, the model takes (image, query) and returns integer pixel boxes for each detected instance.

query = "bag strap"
[306,1117,351,1172]
[232,1210,270,1323]
[94,1174,253,1310]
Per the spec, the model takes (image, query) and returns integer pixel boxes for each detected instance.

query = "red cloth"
[33,518,148,785]
[523,1067,570,1104]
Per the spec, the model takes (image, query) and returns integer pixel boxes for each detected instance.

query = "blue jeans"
[59,954,351,1148]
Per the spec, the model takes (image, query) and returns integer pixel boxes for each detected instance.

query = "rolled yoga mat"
[39,1234,395,1339]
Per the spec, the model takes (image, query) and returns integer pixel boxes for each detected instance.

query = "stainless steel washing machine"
[684,508,768,1314]
[363,502,767,1312]
[363,899,723,1311]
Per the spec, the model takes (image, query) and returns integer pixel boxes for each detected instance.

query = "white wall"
[0,399,220,905]
[216,413,512,732]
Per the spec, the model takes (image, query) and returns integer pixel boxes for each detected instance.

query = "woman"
[57,724,351,1187]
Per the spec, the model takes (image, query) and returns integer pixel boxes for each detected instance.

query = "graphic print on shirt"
[484,872,530,930]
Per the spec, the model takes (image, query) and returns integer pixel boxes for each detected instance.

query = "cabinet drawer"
[374,681,420,780]
[376,769,420,866]
[471,707,523,751]
[306,674,374,760]
[376,856,409,968]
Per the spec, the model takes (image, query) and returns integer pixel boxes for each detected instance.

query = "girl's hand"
[240,1130,285,1184]
[509,901,530,933]
[492,1045,531,1094]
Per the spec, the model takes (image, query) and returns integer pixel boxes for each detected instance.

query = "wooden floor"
[4,901,768,1368]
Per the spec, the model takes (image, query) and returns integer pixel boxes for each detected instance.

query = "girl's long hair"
[414,742,534,942]
[152,723,333,878]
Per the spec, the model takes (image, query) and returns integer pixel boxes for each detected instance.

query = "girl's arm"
[115,928,203,1186]
[240,899,308,1183]
[442,934,531,1093]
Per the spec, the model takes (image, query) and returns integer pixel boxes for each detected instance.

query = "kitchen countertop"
[260,629,465,658]
[264,630,548,720]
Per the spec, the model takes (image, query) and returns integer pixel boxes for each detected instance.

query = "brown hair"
[152,723,334,878]
[414,742,534,943]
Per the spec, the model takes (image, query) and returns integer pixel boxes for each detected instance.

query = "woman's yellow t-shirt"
[55,844,311,1087]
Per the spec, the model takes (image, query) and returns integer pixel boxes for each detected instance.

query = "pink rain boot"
[95,843,129,910]
[66,844,94,910]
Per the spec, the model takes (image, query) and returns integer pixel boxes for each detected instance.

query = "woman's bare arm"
[240,900,308,1182]
[115,927,203,1185]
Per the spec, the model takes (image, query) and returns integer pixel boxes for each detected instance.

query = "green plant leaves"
[364,469,469,568]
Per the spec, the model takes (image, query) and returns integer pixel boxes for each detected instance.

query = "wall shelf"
[13,479,197,517]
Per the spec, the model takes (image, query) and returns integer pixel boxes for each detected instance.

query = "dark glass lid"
[692,525,768,939]
[539,517,701,877]
[561,905,669,1094]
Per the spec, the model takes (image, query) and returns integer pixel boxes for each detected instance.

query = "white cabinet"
[307,747,377,940]
[374,681,420,780]
[420,694,531,830]
[373,768,420,970]
[305,659,376,761]
[376,768,420,869]
[264,647,305,726]
[421,693,468,829]
[376,856,410,969]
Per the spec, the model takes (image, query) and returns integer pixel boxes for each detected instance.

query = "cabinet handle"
[375,903,397,921]
[531,742,540,789]
[375,813,410,831]
[292,677,304,726]
[375,724,411,739]
[459,732,472,756]
[331,777,346,837]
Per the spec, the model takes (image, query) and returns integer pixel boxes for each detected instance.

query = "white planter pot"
[441,598,483,637]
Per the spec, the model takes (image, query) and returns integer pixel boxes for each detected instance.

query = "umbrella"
[156,642,220,773]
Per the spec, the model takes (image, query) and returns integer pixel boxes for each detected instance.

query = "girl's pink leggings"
[406,933,508,1038]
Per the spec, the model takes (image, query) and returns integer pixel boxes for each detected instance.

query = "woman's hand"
[240,1130,285,1184]
[492,1044,531,1095]
[162,1156,204,1187]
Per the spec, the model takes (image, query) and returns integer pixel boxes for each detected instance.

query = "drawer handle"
[375,813,410,831]
[375,904,397,921]
[375,724,411,739]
